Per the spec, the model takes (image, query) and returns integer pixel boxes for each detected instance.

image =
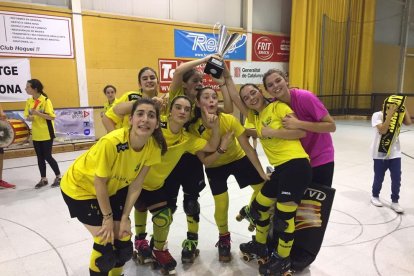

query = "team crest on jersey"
[134,163,141,172]
[128,94,141,101]
[116,142,129,152]
[160,121,168,129]
[198,124,206,135]
[263,117,272,126]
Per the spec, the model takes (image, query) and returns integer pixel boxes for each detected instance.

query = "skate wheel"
[282,270,293,276]
[257,258,265,265]
[248,224,255,232]
[132,251,137,259]
[195,249,200,257]
[236,214,243,221]
[137,257,144,265]
[242,254,251,262]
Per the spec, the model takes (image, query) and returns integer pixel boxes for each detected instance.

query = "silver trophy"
[204,24,241,78]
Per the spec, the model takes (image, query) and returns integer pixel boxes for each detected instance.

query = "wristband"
[102,212,113,218]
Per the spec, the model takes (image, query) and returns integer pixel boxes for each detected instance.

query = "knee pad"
[114,239,133,265]
[183,198,200,220]
[93,243,116,273]
[151,207,172,228]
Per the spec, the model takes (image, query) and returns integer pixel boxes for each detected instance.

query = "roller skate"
[132,233,153,264]
[215,232,231,262]
[151,245,177,275]
[181,232,199,263]
[259,251,293,276]
[236,205,259,232]
[239,235,268,265]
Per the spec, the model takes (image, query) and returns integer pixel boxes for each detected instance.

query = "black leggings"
[32,140,61,178]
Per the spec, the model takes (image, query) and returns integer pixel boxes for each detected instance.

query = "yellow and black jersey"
[188,113,245,168]
[143,116,207,191]
[24,94,56,141]
[103,97,119,113]
[60,127,161,200]
[247,101,308,167]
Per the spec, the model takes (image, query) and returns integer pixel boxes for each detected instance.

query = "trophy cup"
[204,24,241,78]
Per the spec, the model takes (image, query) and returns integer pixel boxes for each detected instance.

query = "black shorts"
[61,186,128,226]
[0,148,4,154]
[261,158,312,203]
[164,153,205,208]
[134,185,169,211]
[312,161,334,188]
[205,155,264,196]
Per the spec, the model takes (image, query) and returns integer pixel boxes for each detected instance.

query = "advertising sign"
[0,58,31,102]
[230,61,288,85]
[174,29,247,60]
[0,11,73,58]
[252,33,290,62]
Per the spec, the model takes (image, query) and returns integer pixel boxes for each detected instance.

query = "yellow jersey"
[143,117,207,190]
[60,127,161,200]
[24,95,56,141]
[188,113,245,168]
[248,101,309,167]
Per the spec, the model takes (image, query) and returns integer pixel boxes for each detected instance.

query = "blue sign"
[174,29,247,60]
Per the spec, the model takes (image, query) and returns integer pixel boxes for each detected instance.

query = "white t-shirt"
[371,111,401,159]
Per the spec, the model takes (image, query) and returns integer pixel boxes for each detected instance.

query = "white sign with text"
[0,58,31,102]
[230,61,288,85]
[0,11,73,58]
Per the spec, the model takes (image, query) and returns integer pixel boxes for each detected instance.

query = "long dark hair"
[186,87,218,128]
[27,79,48,97]
[131,98,167,155]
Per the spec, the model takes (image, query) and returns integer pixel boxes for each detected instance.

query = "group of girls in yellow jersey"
[61,98,167,276]
[24,79,62,189]
[60,54,316,276]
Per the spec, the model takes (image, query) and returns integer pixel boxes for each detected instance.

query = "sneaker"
[0,180,16,189]
[391,202,404,213]
[51,177,61,188]
[35,179,48,189]
[371,197,383,207]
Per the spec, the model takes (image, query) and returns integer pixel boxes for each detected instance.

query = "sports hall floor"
[1,119,413,276]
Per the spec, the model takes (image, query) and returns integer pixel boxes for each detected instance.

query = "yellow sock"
[134,209,148,236]
[187,215,199,234]
[213,192,229,234]
[249,182,264,204]
[276,202,297,258]
[254,191,274,244]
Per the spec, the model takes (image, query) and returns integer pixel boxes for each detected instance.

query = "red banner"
[252,34,290,62]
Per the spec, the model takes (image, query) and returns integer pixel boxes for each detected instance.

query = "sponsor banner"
[5,108,95,143]
[230,61,288,84]
[54,108,95,142]
[0,11,73,58]
[252,33,290,62]
[0,58,31,102]
[174,29,247,60]
[158,58,230,93]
